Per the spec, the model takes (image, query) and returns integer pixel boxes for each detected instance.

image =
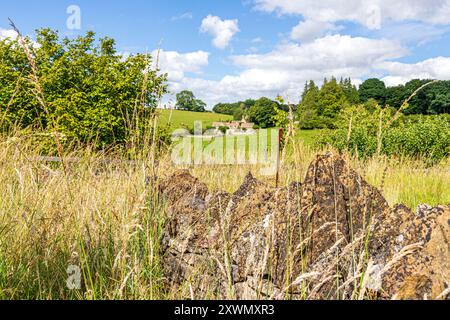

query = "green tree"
[213,99,256,115]
[340,77,360,104]
[298,81,321,129]
[0,28,167,147]
[192,99,206,112]
[359,78,387,105]
[232,103,245,121]
[175,90,206,112]
[175,90,195,111]
[246,97,279,128]
[316,77,348,128]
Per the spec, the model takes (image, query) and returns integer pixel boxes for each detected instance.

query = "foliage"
[382,117,450,161]
[298,76,450,131]
[213,99,256,117]
[298,77,350,129]
[298,80,321,129]
[359,78,450,115]
[385,79,450,114]
[246,97,279,128]
[272,106,288,129]
[218,126,229,134]
[358,78,387,105]
[0,28,167,147]
[339,77,359,104]
[175,90,206,112]
[319,104,450,161]
[233,107,245,121]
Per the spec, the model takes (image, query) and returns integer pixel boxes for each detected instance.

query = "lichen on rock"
[158,154,450,300]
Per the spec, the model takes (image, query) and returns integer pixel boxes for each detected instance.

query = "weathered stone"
[158,154,449,300]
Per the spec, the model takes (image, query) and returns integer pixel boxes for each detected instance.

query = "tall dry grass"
[191,140,449,209]
[0,124,448,299]
[0,22,448,299]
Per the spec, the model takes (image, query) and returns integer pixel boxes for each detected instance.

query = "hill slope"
[157,109,233,130]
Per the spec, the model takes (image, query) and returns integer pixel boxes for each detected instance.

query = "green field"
[295,129,324,147]
[157,109,323,148]
[157,109,233,130]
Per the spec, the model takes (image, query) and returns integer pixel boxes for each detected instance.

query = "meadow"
[156,108,233,130]
[0,112,448,299]
[0,28,448,300]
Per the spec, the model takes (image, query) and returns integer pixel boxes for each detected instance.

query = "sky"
[1,0,450,108]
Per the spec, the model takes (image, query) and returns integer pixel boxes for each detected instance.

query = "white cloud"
[290,20,342,42]
[232,35,407,71]
[0,28,40,48]
[254,0,450,28]
[161,35,414,107]
[200,15,240,49]
[156,34,450,109]
[379,56,450,86]
[375,22,450,46]
[0,28,18,40]
[154,49,209,82]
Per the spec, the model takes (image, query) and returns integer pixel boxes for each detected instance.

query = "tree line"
[212,77,450,129]
[300,77,450,129]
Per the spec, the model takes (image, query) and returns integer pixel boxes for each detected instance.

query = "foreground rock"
[158,154,449,300]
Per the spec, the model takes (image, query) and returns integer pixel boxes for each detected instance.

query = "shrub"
[0,29,167,148]
[383,117,450,161]
[319,110,450,162]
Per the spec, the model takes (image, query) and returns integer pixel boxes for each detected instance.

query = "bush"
[319,112,450,162]
[383,117,450,160]
[0,29,167,148]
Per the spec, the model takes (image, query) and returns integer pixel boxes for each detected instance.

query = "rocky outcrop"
[158,153,450,300]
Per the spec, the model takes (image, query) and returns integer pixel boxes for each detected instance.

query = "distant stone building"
[212,120,255,130]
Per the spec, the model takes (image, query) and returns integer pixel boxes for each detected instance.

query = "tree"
[384,79,449,114]
[175,90,206,112]
[175,90,195,111]
[192,99,206,112]
[340,77,359,104]
[0,28,167,147]
[246,97,279,128]
[213,99,256,115]
[316,77,348,128]
[402,79,430,114]
[359,78,387,105]
[298,81,321,129]
[233,103,246,121]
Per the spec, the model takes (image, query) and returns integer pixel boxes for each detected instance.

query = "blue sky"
[1,0,450,108]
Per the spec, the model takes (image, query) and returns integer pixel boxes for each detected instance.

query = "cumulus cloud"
[290,20,342,42]
[157,27,450,108]
[0,28,18,40]
[379,56,450,86]
[255,0,450,43]
[154,49,209,82]
[231,35,407,71]
[254,0,450,28]
[200,15,240,49]
[161,35,417,107]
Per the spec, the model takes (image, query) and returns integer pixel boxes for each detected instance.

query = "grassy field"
[156,109,233,130]
[296,129,324,146]
[0,130,448,299]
